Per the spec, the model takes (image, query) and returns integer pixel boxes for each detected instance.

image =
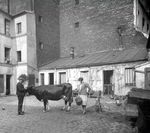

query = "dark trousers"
[17,95,24,113]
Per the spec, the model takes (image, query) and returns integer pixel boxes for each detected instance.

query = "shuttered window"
[125,68,135,86]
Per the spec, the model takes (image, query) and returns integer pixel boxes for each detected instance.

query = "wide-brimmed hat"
[18,74,28,81]
[18,77,24,81]
[78,77,83,81]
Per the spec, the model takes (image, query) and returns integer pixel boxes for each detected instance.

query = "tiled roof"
[39,47,147,70]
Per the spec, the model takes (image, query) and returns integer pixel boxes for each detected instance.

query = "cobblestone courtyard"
[0,96,133,133]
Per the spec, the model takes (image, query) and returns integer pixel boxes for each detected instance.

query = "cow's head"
[62,83,73,103]
[26,86,35,95]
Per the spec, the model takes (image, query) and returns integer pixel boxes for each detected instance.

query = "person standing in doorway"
[77,77,91,114]
[16,75,27,115]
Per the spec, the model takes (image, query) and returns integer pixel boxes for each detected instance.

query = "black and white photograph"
[0,0,150,133]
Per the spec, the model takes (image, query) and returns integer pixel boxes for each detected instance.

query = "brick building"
[39,0,150,95]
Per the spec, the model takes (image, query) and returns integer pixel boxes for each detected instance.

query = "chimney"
[30,0,34,11]
[70,47,75,59]
[117,26,124,50]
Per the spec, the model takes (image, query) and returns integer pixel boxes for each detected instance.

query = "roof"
[0,9,33,19]
[39,47,148,70]
[12,10,34,18]
[0,9,12,18]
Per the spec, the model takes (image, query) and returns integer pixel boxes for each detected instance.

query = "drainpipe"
[146,33,150,61]
[7,0,10,14]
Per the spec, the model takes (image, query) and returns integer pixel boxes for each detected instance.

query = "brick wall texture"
[34,0,60,67]
[59,0,147,58]
[10,0,33,15]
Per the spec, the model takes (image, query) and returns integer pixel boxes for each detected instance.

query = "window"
[125,68,135,86]
[17,22,22,34]
[142,17,145,28]
[75,0,79,5]
[38,16,43,22]
[74,22,79,28]
[138,10,139,15]
[5,19,10,36]
[39,42,44,49]
[17,51,21,62]
[49,73,54,85]
[5,47,10,63]
[40,73,44,85]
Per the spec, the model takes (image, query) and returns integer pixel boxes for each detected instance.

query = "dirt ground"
[0,95,134,133]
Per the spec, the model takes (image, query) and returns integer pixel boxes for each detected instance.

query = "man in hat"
[77,77,91,114]
[16,75,27,115]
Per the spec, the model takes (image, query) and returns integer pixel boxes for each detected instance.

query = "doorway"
[6,75,11,95]
[40,73,44,85]
[49,73,54,85]
[28,74,35,86]
[103,70,114,95]
[59,72,66,84]
[0,75,4,93]
[80,71,89,83]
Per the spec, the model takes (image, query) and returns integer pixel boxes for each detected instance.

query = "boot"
[82,105,86,114]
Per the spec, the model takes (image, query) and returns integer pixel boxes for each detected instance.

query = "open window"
[5,47,11,63]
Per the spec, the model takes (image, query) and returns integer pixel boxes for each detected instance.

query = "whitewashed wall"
[39,62,140,96]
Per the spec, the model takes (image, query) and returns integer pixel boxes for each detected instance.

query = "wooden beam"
[135,70,145,74]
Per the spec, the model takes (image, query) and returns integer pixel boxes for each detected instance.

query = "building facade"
[39,0,150,96]
[0,0,60,95]
[0,10,38,95]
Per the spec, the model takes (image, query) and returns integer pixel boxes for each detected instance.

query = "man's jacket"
[16,82,26,96]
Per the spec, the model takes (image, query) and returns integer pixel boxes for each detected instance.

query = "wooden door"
[103,70,114,95]
[59,72,66,84]
[49,73,54,85]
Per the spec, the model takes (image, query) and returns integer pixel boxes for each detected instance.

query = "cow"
[27,83,73,112]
